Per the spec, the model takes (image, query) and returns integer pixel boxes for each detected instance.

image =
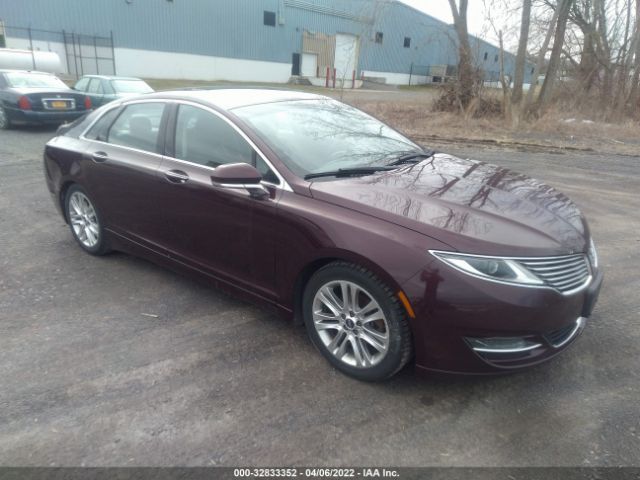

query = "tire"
[303,261,412,381]
[64,185,111,255]
[0,106,11,130]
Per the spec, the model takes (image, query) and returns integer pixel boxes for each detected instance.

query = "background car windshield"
[5,72,68,89]
[111,80,153,94]
[233,99,420,178]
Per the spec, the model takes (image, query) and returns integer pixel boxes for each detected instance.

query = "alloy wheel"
[68,191,100,248]
[312,280,390,368]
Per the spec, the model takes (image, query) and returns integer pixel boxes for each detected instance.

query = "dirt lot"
[0,92,639,466]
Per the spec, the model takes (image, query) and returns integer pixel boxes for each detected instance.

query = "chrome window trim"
[79,98,292,191]
[168,100,291,191]
[429,249,592,296]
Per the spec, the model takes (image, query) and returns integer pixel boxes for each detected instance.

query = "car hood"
[309,154,589,256]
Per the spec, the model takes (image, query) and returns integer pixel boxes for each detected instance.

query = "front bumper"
[402,261,604,375]
[6,108,86,125]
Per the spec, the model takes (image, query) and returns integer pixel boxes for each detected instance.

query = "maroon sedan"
[43,89,603,381]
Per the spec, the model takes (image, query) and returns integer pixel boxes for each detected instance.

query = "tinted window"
[264,10,276,26]
[74,77,90,91]
[111,79,153,94]
[174,104,253,168]
[403,37,411,48]
[87,78,103,94]
[85,107,121,141]
[5,72,67,88]
[107,103,165,153]
[233,99,419,178]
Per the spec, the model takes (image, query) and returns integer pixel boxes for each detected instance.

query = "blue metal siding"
[0,0,530,80]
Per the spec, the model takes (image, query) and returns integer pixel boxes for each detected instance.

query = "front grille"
[518,254,590,293]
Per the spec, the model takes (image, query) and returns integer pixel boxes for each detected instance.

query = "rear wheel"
[303,262,412,381]
[64,185,110,255]
[0,106,11,130]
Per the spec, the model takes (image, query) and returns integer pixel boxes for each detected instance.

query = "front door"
[156,103,281,297]
[292,53,301,76]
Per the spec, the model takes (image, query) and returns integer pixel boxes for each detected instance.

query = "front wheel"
[64,185,110,255]
[303,262,412,381]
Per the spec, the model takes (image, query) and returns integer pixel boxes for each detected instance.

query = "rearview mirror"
[211,163,268,199]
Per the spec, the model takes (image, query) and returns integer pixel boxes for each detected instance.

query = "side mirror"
[211,163,269,199]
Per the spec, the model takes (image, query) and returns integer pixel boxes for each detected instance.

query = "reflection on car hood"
[309,154,589,256]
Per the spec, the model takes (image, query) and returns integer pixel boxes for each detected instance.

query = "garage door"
[334,34,358,80]
[301,53,317,77]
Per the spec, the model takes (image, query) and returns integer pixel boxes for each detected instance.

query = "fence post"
[325,66,329,87]
[351,70,355,89]
[93,35,99,74]
[77,34,84,76]
[110,30,116,75]
[409,62,413,86]
[332,68,336,88]
[71,33,79,79]
[28,26,36,70]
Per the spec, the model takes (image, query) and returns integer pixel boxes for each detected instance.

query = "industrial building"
[0,0,531,86]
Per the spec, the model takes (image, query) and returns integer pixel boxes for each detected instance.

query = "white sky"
[398,1,499,44]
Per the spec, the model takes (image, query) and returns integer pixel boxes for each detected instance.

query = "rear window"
[111,80,153,94]
[107,102,165,153]
[5,72,68,89]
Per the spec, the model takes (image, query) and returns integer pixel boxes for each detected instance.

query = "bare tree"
[511,0,533,110]
[533,0,573,114]
[447,0,476,109]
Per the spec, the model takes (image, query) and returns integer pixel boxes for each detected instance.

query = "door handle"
[164,169,189,184]
[91,151,108,163]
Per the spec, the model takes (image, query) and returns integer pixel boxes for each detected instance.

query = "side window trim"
[105,101,167,154]
[80,100,168,157]
[164,100,290,191]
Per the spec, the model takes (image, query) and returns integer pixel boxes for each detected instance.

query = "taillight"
[18,96,32,110]
[84,96,92,109]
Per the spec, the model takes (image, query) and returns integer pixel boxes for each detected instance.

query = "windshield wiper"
[387,149,436,166]
[304,166,396,180]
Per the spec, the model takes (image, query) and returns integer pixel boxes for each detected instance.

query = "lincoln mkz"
[43,89,603,381]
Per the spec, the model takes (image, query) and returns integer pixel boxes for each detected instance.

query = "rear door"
[86,78,105,107]
[82,101,170,253]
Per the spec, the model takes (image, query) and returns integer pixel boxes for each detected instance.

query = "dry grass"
[347,95,640,156]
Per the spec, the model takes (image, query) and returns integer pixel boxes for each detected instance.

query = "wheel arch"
[59,180,77,223]
[291,250,405,326]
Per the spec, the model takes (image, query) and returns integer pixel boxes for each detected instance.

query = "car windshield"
[5,72,68,89]
[111,80,153,94]
[233,99,421,178]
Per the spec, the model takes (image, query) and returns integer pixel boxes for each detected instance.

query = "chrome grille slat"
[517,254,590,293]
[542,264,588,278]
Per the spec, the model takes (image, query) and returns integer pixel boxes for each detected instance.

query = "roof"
[146,88,328,110]
[79,75,145,81]
[0,69,55,75]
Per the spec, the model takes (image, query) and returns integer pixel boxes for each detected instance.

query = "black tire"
[64,184,111,256]
[303,261,412,381]
[0,106,11,130]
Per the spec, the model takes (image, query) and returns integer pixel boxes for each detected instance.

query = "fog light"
[465,336,542,353]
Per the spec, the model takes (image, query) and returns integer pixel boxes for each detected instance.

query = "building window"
[375,32,383,44]
[403,37,411,48]
[494,54,499,62]
[263,11,276,27]
[531,67,535,74]
[483,52,488,61]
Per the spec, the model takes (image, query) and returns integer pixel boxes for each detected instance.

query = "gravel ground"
[0,122,639,467]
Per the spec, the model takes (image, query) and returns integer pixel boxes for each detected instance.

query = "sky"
[398,1,499,44]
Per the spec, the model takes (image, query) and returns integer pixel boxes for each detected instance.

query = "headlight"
[588,238,598,269]
[429,251,544,286]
